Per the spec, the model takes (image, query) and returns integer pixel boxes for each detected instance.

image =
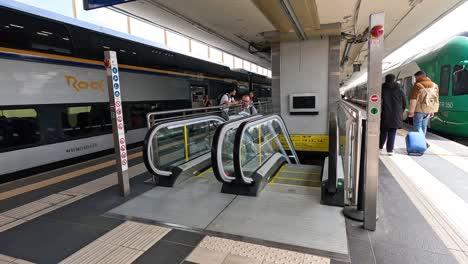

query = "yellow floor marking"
[397,129,408,136]
[195,168,213,177]
[275,177,321,182]
[280,170,320,175]
[270,164,286,183]
[268,182,320,189]
[0,152,142,201]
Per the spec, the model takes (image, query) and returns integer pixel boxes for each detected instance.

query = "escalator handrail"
[211,115,264,183]
[233,114,300,185]
[143,115,225,177]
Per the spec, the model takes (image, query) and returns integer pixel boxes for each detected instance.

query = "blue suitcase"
[405,130,427,156]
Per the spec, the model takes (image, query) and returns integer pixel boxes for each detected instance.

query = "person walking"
[380,74,406,155]
[408,71,439,147]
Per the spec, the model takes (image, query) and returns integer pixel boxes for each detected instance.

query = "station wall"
[280,38,329,135]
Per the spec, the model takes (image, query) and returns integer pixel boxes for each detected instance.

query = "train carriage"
[0,3,271,178]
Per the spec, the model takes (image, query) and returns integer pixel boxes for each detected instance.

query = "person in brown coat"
[408,71,439,147]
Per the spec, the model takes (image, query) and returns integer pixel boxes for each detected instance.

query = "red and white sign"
[370,94,379,103]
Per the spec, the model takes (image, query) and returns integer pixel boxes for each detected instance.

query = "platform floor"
[0,130,467,263]
[109,171,347,258]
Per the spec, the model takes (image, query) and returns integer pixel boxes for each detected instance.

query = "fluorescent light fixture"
[41,31,53,35]
[10,24,24,29]
[102,46,110,49]
[36,32,49,36]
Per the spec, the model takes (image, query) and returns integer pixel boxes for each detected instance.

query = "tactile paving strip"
[36,193,74,205]
[0,202,51,219]
[195,236,330,264]
[59,221,170,264]
[97,221,170,251]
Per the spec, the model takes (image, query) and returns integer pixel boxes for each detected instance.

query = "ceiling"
[114,0,466,83]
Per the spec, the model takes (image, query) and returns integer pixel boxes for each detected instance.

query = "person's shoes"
[379,148,385,155]
[387,151,394,156]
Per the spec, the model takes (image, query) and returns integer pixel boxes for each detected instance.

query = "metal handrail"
[144,115,225,177]
[338,100,366,205]
[146,101,272,128]
[233,114,299,185]
[211,115,264,183]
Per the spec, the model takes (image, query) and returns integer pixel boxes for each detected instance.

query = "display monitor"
[289,93,318,113]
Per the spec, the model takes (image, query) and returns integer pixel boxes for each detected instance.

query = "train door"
[190,85,207,108]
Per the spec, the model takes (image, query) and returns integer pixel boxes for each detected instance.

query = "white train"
[0,1,271,179]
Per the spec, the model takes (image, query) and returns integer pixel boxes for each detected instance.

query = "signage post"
[363,13,385,231]
[104,51,130,197]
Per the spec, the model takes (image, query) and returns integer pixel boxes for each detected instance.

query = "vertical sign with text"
[104,51,130,197]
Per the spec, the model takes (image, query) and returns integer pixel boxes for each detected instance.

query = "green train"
[344,33,468,137]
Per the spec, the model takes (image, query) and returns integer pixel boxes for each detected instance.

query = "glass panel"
[453,66,468,96]
[239,119,287,180]
[130,18,165,44]
[440,65,450,96]
[191,40,208,59]
[0,108,40,150]
[166,31,189,53]
[154,126,185,171]
[251,64,258,74]
[234,56,243,69]
[15,0,74,17]
[404,76,413,97]
[75,0,128,33]
[243,60,251,71]
[220,127,237,177]
[224,53,234,68]
[148,118,223,173]
[209,47,222,64]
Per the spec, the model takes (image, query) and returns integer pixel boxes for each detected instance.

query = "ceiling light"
[10,24,24,29]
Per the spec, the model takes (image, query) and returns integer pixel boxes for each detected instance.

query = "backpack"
[417,83,439,113]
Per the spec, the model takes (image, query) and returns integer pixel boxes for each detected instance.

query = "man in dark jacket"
[380,74,406,155]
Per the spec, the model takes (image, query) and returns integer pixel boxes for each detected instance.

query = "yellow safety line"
[275,177,321,182]
[270,164,286,183]
[258,125,262,164]
[0,152,142,201]
[196,168,213,177]
[268,182,320,189]
[281,170,321,175]
[183,124,189,161]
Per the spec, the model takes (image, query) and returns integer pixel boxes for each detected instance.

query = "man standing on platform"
[408,71,439,147]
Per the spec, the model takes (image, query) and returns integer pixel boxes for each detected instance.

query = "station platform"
[0,129,467,264]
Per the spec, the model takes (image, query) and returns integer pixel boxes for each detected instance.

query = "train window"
[0,9,30,50]
[439,65,450,96]
[29,18,72,55]
[404,77,413,97]
[91,34,137,64]
[61,105,111,138]
[453,65,468,96]
[128,102,160,129]
[0,108,40,151]
[237,84,249,96]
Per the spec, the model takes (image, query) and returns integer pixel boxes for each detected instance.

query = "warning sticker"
[279,134,329,152]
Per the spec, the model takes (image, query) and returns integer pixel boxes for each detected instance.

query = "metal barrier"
[146,101,273,129]
[337,100,371,224]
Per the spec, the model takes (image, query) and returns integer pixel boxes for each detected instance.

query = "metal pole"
[104,51,130,197]
[363,13,385,231]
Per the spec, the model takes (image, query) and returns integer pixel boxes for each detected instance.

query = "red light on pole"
[371,25,384,38]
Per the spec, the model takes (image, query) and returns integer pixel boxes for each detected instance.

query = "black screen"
[292,96,315,109]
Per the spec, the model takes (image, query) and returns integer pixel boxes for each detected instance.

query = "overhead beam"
[252,0,294,34]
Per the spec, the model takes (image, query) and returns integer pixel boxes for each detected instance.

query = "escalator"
[212,114,322,196]
[143,114,332,199]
